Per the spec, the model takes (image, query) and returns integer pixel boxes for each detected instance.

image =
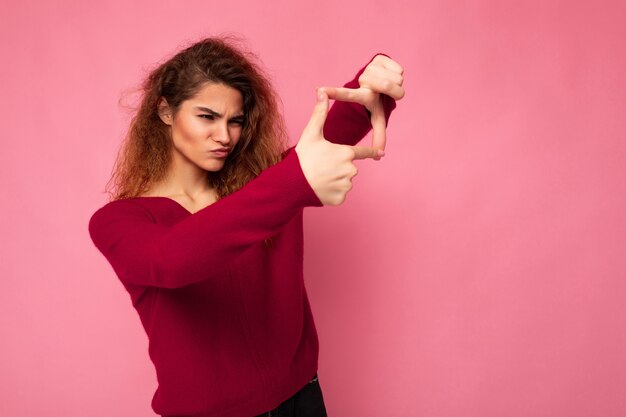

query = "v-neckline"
[132,196,195,215]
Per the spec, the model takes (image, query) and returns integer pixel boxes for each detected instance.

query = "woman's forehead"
[187,82,243,113]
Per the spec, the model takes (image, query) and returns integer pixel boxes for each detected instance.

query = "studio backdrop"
[1,1,624,416]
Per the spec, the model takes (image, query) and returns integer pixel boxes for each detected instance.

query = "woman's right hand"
[295,89,385,206]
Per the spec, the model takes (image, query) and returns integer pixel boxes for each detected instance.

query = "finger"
[373,54,404,75]
[361,74,405,100]
[321,86,362,103]
[349,145,385,160]
[370,99,387,151]
[302,88,330,137]
[364,64,404,86]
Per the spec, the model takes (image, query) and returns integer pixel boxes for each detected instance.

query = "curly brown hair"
[105,35,288,202]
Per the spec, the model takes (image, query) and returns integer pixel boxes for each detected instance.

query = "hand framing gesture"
[321,54,405,157]
[295,54,405,206]
[295,89,385,206]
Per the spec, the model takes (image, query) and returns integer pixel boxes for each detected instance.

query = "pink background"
[2,1,625,416]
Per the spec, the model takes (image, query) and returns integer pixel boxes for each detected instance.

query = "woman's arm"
[88,56,403,290]
[323,53,403,147]
[88,148,322,290]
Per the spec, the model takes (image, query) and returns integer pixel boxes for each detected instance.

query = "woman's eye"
[229,120,243,126]
[199,114,214,120]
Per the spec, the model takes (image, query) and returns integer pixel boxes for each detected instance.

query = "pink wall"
[2,1,625,416]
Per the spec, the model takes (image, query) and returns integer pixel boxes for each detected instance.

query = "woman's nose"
[213,122,231,145]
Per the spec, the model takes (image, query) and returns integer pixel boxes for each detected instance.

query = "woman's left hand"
[321,54,405,157]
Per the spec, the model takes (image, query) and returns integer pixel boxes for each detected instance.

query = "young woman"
[88,36,404,417]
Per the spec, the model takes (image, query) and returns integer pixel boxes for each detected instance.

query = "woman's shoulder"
[89,198,155,227]
[92,197,148,212]
[88,198,162,248]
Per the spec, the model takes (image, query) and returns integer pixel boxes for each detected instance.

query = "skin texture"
[147,82,244,213]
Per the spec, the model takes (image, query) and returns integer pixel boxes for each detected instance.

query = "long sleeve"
[323,53,397,146]
[88,147,322,289]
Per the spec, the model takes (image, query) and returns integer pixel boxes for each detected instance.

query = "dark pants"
[253,372,328,417]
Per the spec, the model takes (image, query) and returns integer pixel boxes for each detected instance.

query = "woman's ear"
[157,97,173,125]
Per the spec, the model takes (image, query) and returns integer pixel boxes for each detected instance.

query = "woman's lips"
[211,150,229,158]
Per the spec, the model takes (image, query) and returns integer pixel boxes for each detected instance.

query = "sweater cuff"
[277,147,323,207]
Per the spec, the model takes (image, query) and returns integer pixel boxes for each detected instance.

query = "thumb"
[349,145,386,161]
[322,86,362,104]
[301,88,330,140]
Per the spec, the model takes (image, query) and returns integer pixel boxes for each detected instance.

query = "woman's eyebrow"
[194,106,244,118]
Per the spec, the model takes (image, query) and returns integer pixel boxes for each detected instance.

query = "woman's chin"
[200,160,226,172]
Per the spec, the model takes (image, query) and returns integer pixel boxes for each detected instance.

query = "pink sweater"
[88,55,396,417]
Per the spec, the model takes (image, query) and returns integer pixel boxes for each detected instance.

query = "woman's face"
[159,82,244,172]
